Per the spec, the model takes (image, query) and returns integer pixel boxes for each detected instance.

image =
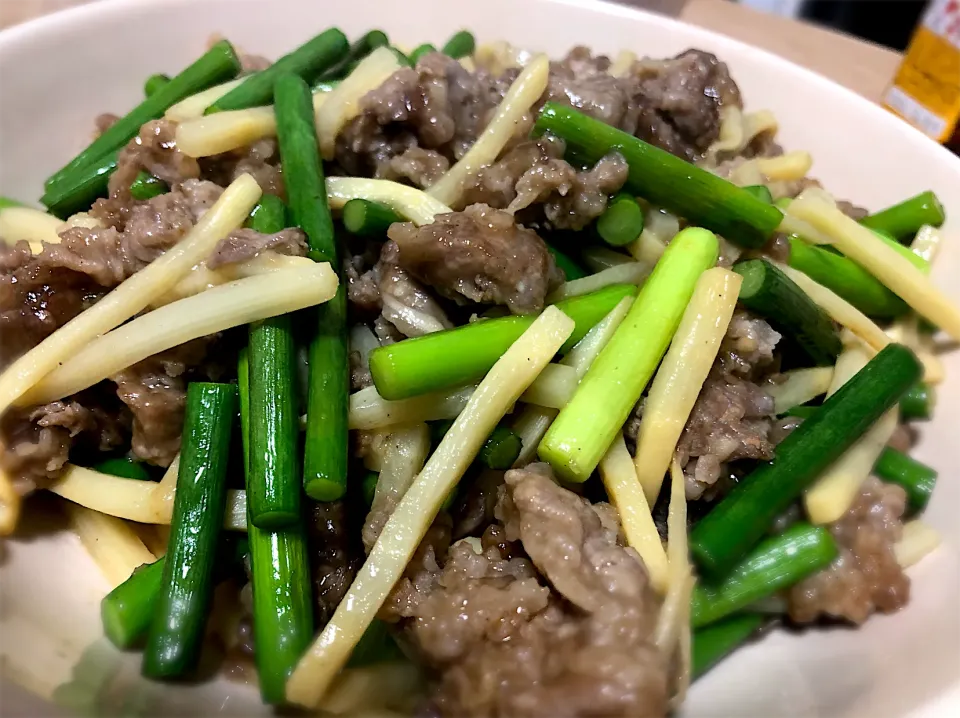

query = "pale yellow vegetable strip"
[49,464,247,530]
[789,195,960,340]
[64,502,156,587]
[349,384,477,431]
[776,262,890,351]
[326,177,451,226]
[321,662,423,716]
[599,434,668,593]
[895,520,941,569]
[756,150,812,181]
[519,363,578,409]
[911,225,942,263]
[0,467,21,536]
[654,460,693,652]
[609,50,637,78]
[154,253,315,307]
[827,338,873,395]
[887,313,944,385]
[317,47,402,159]
[0,174,261,414]
[767,366,835,414]
[25,262,337,405]
[805,406,898,524]
[136,524,171,559]
[164,77,246,122]
[633,268,741,503]
[366,424,432,547]
[511,297,634,466]
[0,206,62,252]
[628,210,678,264]
[428,54,551,207]
[175,91,331,158]
[286,306,574,707]
[706,106,744,158]
[546,262,649,303]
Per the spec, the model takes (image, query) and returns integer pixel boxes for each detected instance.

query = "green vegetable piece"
[410,43,438,64]
[595,193,646,247]
[741,185,773,204]
[547,243,588,280]
[102,558,165,649]
[441,30,476,59]
[860,190,945,241]
[478,426,523,470]
[874,447,937,513]
[900,380,935,421]
[129,171,168,201]
[692,614,765,679]
[342,198,402,236]
[92,456,151,481]
[144,73,171,98]
[246,194,288,232]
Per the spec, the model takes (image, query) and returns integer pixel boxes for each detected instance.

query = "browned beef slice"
[546,46,632,129]
[111,339,212,467]
[109,119,201,197]
[384,465,666,718]
[206,228,307,269]
[201,138,284,198]
[788,476,909,624]
[384,147,450,188]
[376,240,453,337]
[387,204,561,314]
[307,500,362,627]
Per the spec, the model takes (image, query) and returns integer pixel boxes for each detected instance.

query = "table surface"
[0,0,903,103]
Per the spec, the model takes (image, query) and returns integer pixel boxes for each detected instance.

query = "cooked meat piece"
[345,253,382,313]
[335,53,503,177]
[0,241,105,368]
[836,199,869,220]
[384,465,666,718]
[628,49,742,162]
[463,136,629,230]
[109,119,201,197]
[111,339,213,467]
[178,178,225,219]
[206,228,307,269]
[452,469,505,539]
[94,113,119,137]
[384,147,450,188]
[377,240,453,337]
[307,500,362,627]
[387,204,561,314]
[787,476,909,624]
[546,46,631,129]
[718,311,781,379]
[201,138,284,197]
[0,391,128,492]
[349,350,373,391]
[46,190,195,286]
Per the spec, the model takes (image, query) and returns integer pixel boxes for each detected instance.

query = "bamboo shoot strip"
[533,103,783,248]
[206,29,348,113]
[539,227,719,483]
[692,614,765,679]
[691,523,838,628]
[689,343,921,579]
[0,173,261,414]
[860,190,945,241]
[274,73,347,501]
[45,41,240,190]
[246,195,301,528]
[369,283,636,400]
[285,307,574,707]
[143,383,236,678]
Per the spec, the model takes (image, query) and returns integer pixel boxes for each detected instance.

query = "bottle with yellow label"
[882,0,960,150]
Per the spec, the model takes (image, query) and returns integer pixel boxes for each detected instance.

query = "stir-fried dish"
[0,27,955,717]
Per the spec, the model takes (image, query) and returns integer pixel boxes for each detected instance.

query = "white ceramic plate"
[1,0,958,715]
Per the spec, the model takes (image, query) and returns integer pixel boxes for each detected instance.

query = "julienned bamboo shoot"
[49,464,248,530]
[599,434,668,593]
[768,366,834,414]
[519,363,578,409]
[317,48,401,159]
[633,268,741,502]
[0,206,62,252]
[285,306,574,707]
[776,262,890,351]
[895,520,941,568]
[510,296,634,466]
[165,77,246,122]
[547,262,649,303]
[348,384,477,431]
[326,177,451,226]
[64,502,156,587]
[654,460,694,653]
[428,54,550,207]
[25,263,337,405]
[0,174,261,414]
[788,195,960,340]
[804,407,898,524]
[175,90,331,158]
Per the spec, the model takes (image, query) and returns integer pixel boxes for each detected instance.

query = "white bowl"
[1,0,958,715]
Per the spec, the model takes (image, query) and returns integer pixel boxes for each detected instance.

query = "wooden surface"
[0,0,902,103]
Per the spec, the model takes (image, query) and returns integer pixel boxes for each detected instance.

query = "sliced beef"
[462,137,629,231]
[546,46,631,129]
[109,119,201,197]
[206,227,307,269]
[377,240,453,337]
[787,476,909,624]
[384,465,666,718]
[384,147,450,188]
[111,339,213,467]
[387,204,561,314]
[201,138,284,197]
[307,500,362,627]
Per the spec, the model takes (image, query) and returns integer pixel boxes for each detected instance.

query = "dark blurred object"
[801,1,927,51]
